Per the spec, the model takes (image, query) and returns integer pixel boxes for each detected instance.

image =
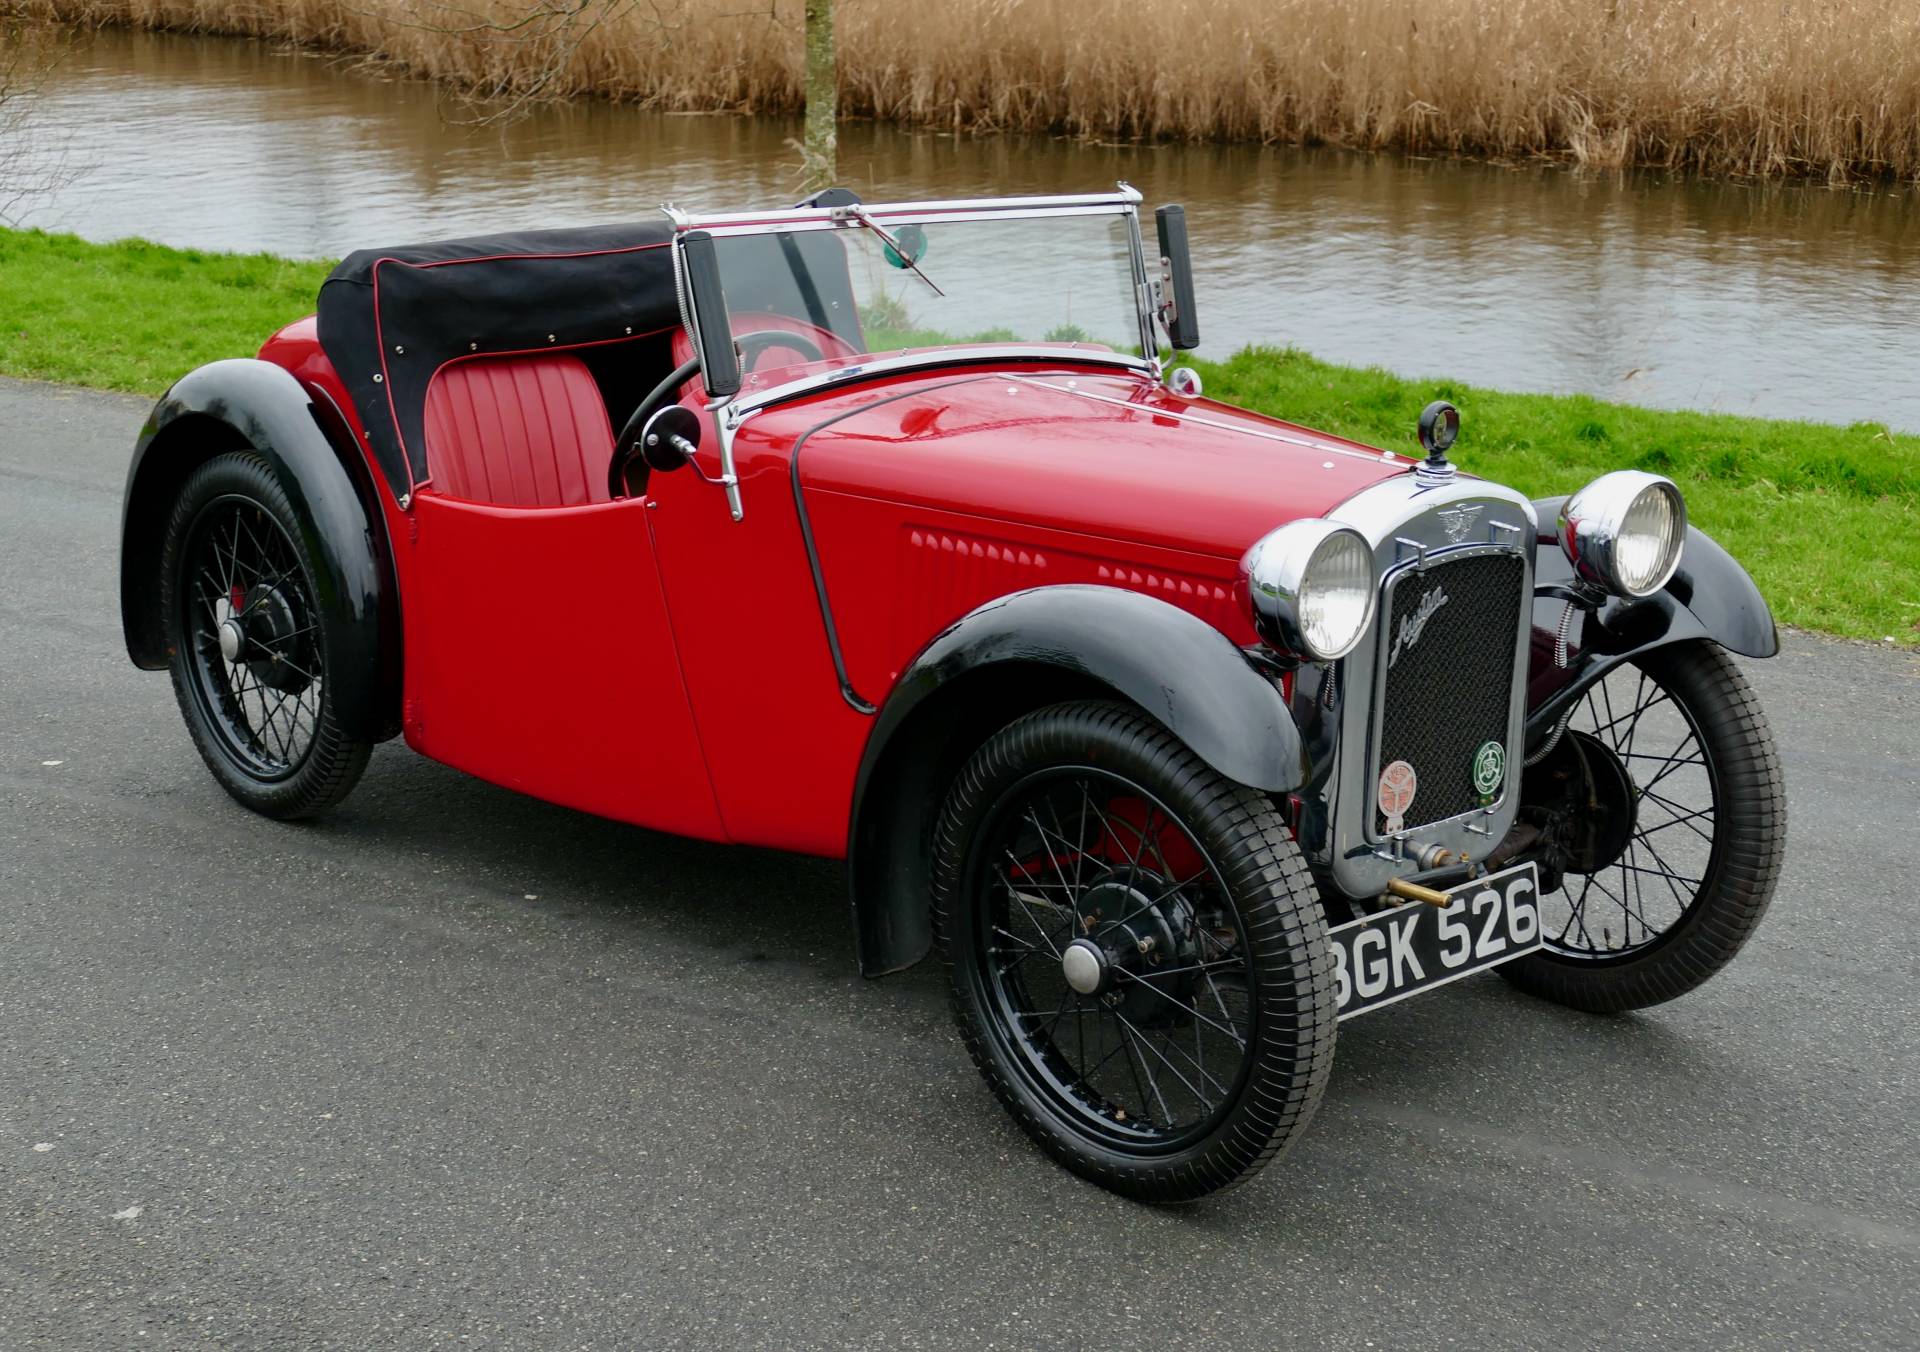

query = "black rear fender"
[121,358,401,742]
[1527,495,1777,747]
[845,585,1304,977]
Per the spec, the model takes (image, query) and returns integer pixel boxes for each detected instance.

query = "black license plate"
[1329,862,1542,1020]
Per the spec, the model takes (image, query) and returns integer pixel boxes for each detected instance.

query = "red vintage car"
[121,187,1785,1201]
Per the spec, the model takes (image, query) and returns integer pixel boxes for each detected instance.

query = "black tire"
[932,701,1337,1203]
[1500,640,1784,1013]
[158,451,371,819]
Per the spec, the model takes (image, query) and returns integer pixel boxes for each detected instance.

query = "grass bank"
[16,0,1920,181]
[2,226,1914,643]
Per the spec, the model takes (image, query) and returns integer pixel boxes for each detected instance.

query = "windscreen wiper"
[832,205,946,298]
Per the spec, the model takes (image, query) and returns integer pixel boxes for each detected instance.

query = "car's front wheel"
[932,702,1337,1203]
[159,451,372,819]
[1501,640,1785,1012]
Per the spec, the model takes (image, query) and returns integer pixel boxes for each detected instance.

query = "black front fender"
[121,358,400,742]
[845,584,1303,977]
[1526,495,1777,744]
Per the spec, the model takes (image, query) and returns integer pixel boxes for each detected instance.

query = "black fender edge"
[121,358,401,742]
[845,584,1304,977]
[1526,495,1777,747]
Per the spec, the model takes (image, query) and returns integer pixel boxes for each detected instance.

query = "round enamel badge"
[1377,760,1417,832]
[1471,741,1506,798]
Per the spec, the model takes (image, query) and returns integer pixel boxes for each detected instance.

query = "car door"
[402,490,726,842]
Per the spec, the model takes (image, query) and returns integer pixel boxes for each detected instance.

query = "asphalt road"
[2,376,1917,1350]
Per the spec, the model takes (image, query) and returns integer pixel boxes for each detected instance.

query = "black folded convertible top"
[316,222,681,495]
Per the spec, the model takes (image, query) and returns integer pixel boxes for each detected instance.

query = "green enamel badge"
[1471,740,1506,798]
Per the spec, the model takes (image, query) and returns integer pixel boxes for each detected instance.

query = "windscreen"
[708,211,1146,370]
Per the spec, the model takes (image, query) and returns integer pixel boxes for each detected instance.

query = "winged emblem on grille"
[1437,504,1483,542]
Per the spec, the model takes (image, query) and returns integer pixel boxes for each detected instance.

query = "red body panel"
[641,395,873,855]
[788,372,1408,701]
[792,372,1405,560]
[405,493,726,839]
[260,317,1411,858]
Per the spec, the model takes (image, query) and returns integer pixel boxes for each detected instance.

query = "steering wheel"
[735,327,827,369]
[612,355,700,489]
[616,329,830,456]
[609,329,837,498]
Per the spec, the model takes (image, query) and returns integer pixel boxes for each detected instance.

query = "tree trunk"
[800,0,837,193]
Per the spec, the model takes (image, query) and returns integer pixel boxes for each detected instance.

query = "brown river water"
[14,28,1920,431]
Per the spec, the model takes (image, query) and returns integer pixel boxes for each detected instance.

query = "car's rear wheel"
[1501,640,1784,1012]
[932,701,1337,1203]
[159,451,371,819]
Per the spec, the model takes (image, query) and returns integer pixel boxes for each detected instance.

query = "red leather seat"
[422,354,615,508]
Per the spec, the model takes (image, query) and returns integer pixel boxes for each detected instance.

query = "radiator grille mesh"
[1373,552,1526,833]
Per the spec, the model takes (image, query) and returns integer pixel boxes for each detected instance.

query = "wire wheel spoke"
[181,498,322,778]
[975,768,1255,1145]
[1537,658,1718,961]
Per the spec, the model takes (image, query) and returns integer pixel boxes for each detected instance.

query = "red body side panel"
[805,492,1251,701]
[262,317,730,841]
[786,370,1407,705]
[403,493,726,840]
[641,404,873,855]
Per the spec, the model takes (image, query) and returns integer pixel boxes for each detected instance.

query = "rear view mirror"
[678,230,742,398]
[640,404,701,472]
[1154,205,1200,351]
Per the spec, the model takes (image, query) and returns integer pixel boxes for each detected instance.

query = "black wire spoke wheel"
[1503,640,1785,1013]
[1539,664,1715,960]
[160,452,371,819]
[182,496,323,777]
[934,703,1336,1203]
[978,770,1253,1146]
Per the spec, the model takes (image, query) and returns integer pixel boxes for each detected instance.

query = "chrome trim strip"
[697,205,1134,239]
[1122,201,1160,361]
[665,188,1144,234]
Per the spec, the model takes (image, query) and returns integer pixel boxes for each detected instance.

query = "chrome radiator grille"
[1372,552,1528,834]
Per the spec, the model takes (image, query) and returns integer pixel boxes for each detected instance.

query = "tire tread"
[932,701,1337,1202]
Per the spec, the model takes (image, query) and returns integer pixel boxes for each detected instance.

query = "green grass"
[0,229,332,393]
[4,227,1915,644]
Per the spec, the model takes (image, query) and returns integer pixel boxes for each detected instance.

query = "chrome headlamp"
[1558,471,1687,598]
[1239,521,1377,661]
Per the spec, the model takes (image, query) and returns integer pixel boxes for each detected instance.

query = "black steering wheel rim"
[734,327,827,368]
[611,355,700,497]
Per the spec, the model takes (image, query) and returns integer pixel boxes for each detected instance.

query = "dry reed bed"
[14,0,1920,180]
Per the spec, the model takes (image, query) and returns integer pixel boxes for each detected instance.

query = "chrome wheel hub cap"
[218,617,246,663]
[1061,938,1106,996]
